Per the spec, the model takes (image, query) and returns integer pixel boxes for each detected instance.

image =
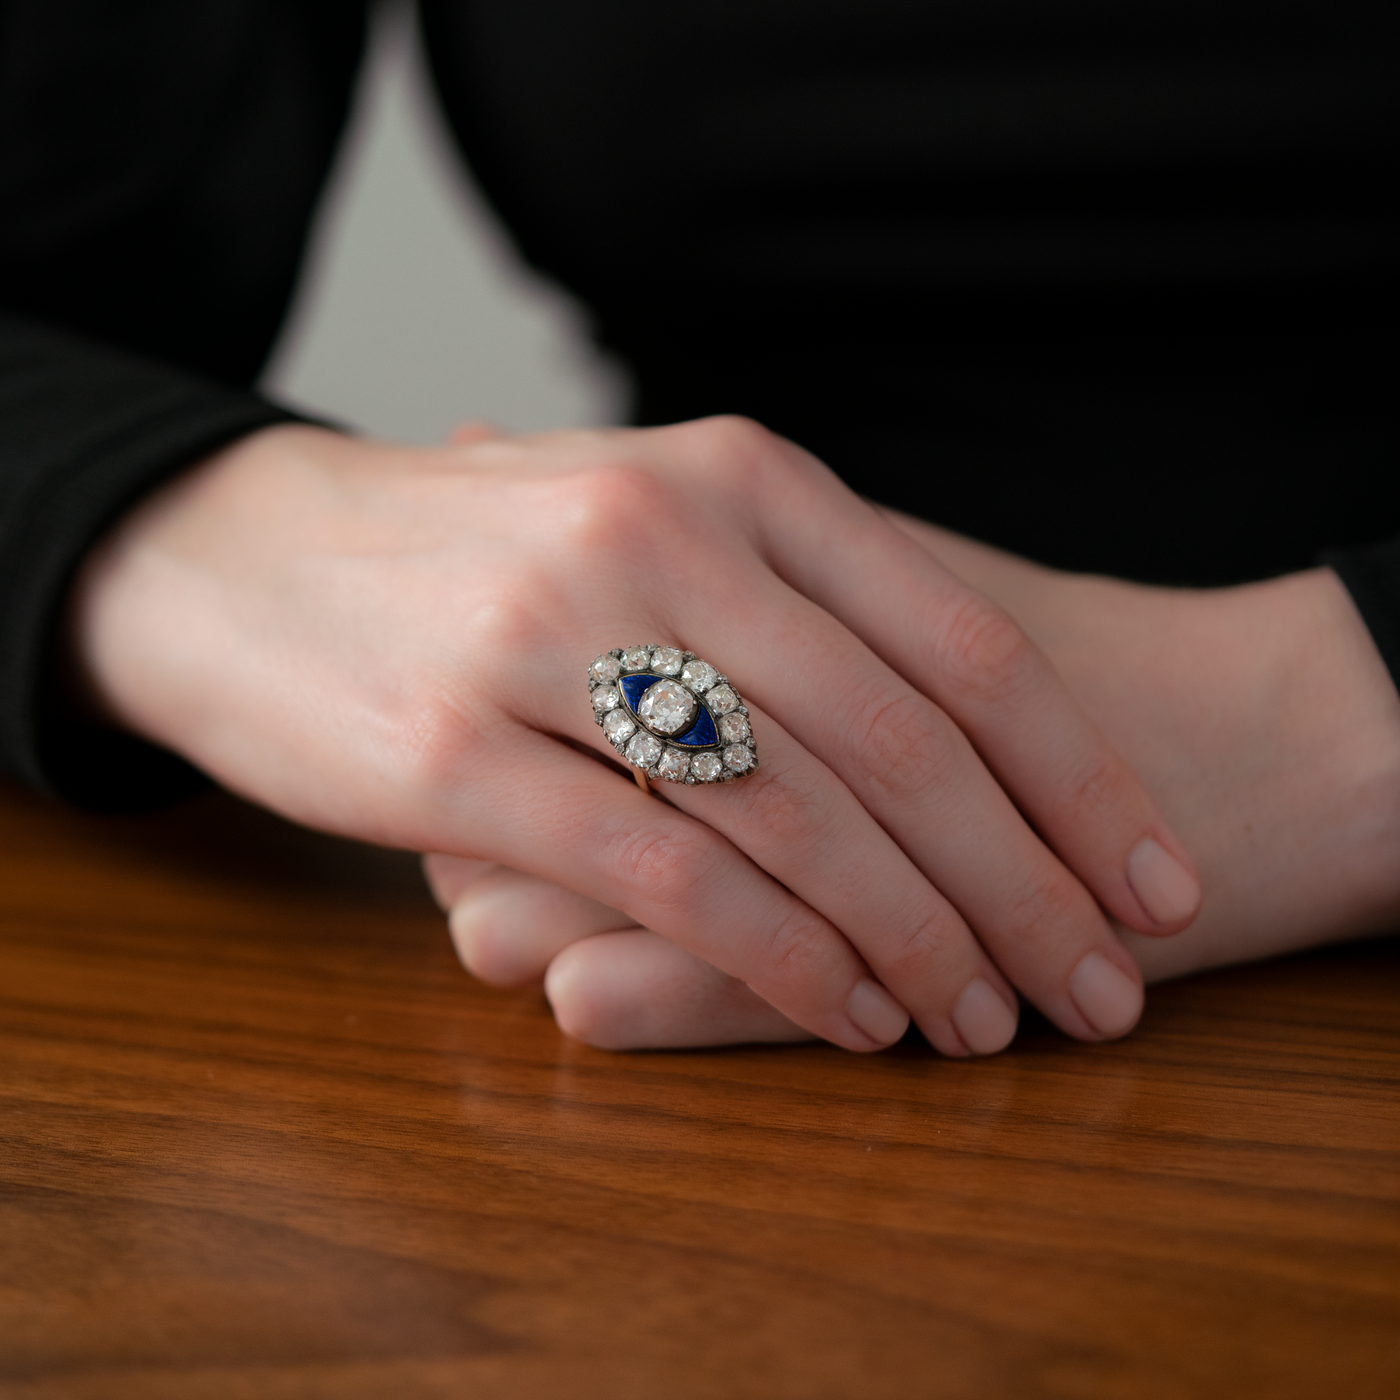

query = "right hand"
[74,417,1198,1054]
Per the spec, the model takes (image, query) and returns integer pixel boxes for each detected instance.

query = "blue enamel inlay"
[620,672,719,747]
[672,707,717,748]
[619,673,658,711]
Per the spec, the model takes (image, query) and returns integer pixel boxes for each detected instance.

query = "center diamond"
[636,679,698,736]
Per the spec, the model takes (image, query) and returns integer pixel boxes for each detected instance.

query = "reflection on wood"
[0,780,1397,1399]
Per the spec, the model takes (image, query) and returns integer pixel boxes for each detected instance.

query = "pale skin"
[427,519,1400,1048]
[71,416,1205,1057]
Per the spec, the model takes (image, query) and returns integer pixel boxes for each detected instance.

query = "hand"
[478,522,1400,1048]
[73,418,1197,1054]
[900,522,1400,981]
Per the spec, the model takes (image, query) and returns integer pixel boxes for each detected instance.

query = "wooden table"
[1,778,1397,1399]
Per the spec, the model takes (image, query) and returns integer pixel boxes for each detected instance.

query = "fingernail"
[1069,952,1143,1037]
[1126,837,1200,927]
[951,978,1018,1055]
[846,979,910,1047]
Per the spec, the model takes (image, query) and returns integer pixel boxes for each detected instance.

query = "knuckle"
[1048,752,1135,831]
[932,596,1038,707]
[850,688,962,801]
[1002,866,1089,939]
[682,415,783,494]
[726,759,836,850]
[694,413,775,456]
[879,908,967,987]
[554,462,681,554]
[604,824,721,920]
[761,905,839,985]
[467,587,553,657]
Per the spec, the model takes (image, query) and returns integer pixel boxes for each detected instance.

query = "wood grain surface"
[1,777,1397,1400]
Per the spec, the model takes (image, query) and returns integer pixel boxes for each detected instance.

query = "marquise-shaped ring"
[588,645,758,786]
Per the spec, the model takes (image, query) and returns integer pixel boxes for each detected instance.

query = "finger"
[421,852,498,910]
[545,930,812,1050]
[681,590,1146,1042]
[557,530,1143,1042]
[731,426,1202,937]
[445,864,639,986]
[651,704,1022,1056]
[427,728,911,1053]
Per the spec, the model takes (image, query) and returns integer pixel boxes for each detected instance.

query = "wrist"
[67,424,358,747]
[1254,566,1400,933]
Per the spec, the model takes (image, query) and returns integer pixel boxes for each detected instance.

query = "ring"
[588,645,759,790]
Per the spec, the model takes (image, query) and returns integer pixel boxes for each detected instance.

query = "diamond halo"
[587,646,758,784]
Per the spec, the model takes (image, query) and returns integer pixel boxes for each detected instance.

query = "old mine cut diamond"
[718,712,750,743]
[590,654,621,684]
[626,732,663,768]
[657,747,689,781]
[650,647,683,676]
[691,752,723,782]
[681,660,718,693]
[603,709,636,743]
[724,744,755,773]
[705,684,738,715]
[636,679,697,735]
[591,685,620,712]
[621,646,652,671]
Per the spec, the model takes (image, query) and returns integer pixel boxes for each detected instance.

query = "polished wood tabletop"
[1,777,1398,1400]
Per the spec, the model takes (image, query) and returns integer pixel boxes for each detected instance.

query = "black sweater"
[2,0,1395,807]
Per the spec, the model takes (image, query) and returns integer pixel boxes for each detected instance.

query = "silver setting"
[587,645,759,784]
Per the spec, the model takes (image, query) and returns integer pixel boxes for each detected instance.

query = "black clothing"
[1,0,1395,806]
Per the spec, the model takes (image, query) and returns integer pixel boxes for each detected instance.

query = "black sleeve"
[0,0,367,808]
[0,318,304,809]
[1325,540,1400,695]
